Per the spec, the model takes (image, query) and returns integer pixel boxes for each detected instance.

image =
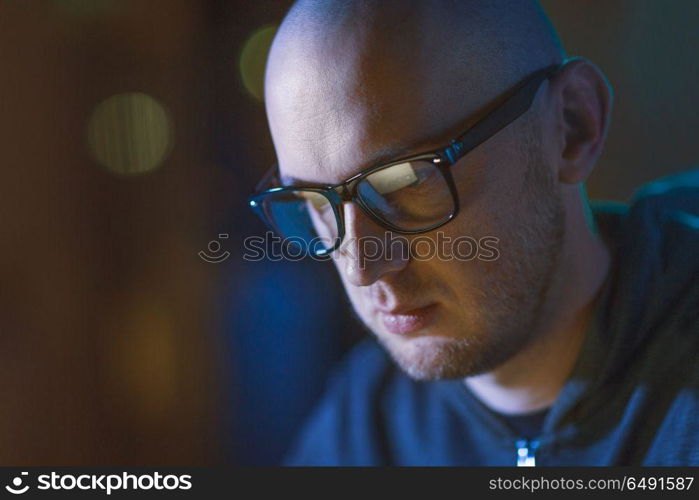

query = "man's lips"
[378,304,438,335]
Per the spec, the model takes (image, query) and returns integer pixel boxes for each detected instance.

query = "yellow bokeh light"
[87,92,173,176]
[239,25,278,102]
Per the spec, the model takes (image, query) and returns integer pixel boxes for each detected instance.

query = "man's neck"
[464,200,611,415]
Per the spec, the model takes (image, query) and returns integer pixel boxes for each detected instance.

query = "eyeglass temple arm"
[442,64,563,164]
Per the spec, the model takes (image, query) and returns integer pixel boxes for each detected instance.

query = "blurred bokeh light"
[87,92,173,175]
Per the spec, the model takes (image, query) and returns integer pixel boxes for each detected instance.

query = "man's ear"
[550,58,613,185]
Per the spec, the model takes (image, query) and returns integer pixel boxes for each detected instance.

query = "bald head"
[265,0,565,183]
[270,0,564,85]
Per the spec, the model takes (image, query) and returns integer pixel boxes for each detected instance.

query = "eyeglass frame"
[249,60,568,255]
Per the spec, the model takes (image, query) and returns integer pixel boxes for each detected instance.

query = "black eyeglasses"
[249,61,566,257]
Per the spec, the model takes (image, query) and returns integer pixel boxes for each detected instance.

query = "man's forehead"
[268,81,425,184]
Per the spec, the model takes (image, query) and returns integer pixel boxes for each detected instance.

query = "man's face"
[266,46,565,380]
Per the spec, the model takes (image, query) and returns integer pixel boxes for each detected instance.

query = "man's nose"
[336,203,409,286]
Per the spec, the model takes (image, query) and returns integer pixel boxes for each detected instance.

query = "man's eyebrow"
[279,145,422,187]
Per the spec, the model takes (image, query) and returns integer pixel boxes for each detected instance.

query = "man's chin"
[376,333,493,381]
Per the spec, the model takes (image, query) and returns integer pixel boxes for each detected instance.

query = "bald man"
[248,0,699,465]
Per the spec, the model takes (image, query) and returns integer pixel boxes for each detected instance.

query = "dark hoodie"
[284,170,699,466]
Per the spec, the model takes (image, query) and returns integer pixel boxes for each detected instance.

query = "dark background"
[1,0,697,465]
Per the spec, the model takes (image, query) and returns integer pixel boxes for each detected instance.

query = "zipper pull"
[516,439,539,467]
